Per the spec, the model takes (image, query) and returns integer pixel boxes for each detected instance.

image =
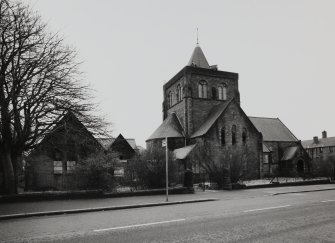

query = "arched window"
[232,111,236,120]
[232,125,237,145]
[220,128,225,146]
[212,87,217,99]
[176,84,182,102]
[242,128,247,143]
[218,84,227,100]
[168,91,174,107]
[198,81,208,98]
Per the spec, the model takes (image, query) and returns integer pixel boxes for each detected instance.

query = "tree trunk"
[0,151,16,194]
[11,153,22,194]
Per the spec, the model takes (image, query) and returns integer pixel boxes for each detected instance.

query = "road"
[0,190,335,242]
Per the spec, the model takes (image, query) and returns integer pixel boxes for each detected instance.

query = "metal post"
[165,137,169,202]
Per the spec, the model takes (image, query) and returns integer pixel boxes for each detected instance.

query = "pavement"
[0,184,334,220]
[1,187,335,242]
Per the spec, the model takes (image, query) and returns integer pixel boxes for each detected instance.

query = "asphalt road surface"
[1,190,335,242]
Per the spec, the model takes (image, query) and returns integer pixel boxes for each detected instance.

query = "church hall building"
[146,44,310,181]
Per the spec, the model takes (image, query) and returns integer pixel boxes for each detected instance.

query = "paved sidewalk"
[0,184,334,219]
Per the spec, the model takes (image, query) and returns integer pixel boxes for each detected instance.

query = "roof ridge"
[248,116,278,120]
[302,136,335,141]
[191,99,234,138]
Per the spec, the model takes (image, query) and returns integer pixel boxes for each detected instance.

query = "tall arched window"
[232,125,237,145]
[176,84,182,102]
[218,84,227,100]
[220,127,225,146]
[198,81,208,98]
[212,87,217,99]
[168,91,174,107]
[242,128,247,144]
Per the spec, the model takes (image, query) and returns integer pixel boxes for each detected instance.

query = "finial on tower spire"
[196,27,199,45]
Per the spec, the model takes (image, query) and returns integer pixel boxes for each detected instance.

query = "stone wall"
[163,66,240,138]
[191,101,263,179]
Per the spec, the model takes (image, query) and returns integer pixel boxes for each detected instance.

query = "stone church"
[147,44,310,180]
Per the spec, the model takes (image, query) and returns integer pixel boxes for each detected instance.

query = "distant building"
[26,112,137,191]
[97,134,137,177]
[250,117,310,176]
[147,44,310,180]
[302,131,335,160]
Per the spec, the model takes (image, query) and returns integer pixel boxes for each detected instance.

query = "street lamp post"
[165,137,169,202]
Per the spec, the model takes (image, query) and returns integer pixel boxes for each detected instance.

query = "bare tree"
[0,0,107,194]
[190,140,247,189]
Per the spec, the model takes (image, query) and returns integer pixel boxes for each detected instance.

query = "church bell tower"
[162,44,240,138]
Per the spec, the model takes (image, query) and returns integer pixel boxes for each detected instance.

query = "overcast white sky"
[23,0,335,147]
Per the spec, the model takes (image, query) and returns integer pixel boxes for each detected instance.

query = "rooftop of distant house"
[301,131,335,149]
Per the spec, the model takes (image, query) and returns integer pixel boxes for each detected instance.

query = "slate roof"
[301,136,335,149]
[281,146,299,160]
[249,117,298,142]
[126,139,137,150]
[97,137,115,150]
[191,100,231,138]
[174,144,197,160]
[96,136,137,151]
[187,45,210,69]
[263,143,271,153]
[147,113,185,141]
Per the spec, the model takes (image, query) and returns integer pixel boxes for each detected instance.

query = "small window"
[212,87,217,99]
[232,125,237,145]
[67,161,76,173]
[192,160,200,174]
[198,81,208,98]
[220,128,225,146]
[242,128,247,143]
[264,154,269,164]
[114,167,124,177]
[232,111,236,120]
[54,161,63,174]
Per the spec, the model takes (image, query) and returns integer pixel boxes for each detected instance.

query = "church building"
[147,44,310,181]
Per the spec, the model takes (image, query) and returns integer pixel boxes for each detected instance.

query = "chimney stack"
[322,130,327,139]
[313,136,319,144]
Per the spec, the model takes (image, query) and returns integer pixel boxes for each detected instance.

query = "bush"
[75,151,118,190]
[134,148,178,189]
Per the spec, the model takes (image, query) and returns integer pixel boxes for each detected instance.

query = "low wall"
[0,187,194,203]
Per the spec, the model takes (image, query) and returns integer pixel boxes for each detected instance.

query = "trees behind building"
[126,147,178,189]
[0,0,106,194]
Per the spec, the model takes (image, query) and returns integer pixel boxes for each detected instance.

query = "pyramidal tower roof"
[187,44,210,69]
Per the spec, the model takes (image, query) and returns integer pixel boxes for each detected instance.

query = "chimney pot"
[313,136,319,144]
[322,130,327,139]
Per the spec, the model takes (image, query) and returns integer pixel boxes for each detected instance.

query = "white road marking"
[243,205,291,213]
[321,199,335,203]
[93,218,186,232]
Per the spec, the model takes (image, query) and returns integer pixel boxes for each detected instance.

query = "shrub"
[134,147,178,189]
[75,151,118,190]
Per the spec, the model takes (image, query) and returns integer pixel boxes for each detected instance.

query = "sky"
[23,0,335,147]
